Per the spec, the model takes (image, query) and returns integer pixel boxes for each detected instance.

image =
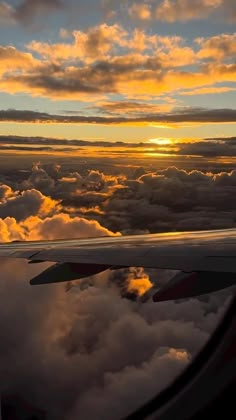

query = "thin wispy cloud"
[0,108,235,125]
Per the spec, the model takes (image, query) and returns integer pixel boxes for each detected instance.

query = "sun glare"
[149,138,173,145]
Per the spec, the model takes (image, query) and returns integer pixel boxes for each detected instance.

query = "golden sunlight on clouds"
[127,276,153,296]
[0,26,235,101]
[155,0,223,22]
[128,3,151,20]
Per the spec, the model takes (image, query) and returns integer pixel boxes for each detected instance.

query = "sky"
[0,2,236,418]
[0,0,235,142]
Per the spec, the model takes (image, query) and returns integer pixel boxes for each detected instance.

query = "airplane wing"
[0,228,236,301]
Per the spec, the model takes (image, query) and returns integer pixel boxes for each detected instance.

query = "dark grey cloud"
[178,143,236,157]
[0,107,235,124]
[0,0,64,24]
[18,70,106,94]
[0,158,236,417]
[175,138,236,157]
[0,258,233,419]
[0,145,72,152]
[2,161,236,234]
[3,135,236,158]
[2,135,236,158]
[1,31,235,98]
[24,163,236,234]
[0,188,58,221]
[101,166,236,232]
[0,135,130,147]
[89,100,166,115]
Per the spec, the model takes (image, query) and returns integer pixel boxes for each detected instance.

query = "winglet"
[153,271,236,302]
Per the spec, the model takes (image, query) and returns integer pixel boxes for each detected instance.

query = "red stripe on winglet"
[153,272,198,302]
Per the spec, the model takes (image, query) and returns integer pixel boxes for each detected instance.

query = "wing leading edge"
[0,228,236,301]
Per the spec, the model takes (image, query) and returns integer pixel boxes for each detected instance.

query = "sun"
[148,138,173,145]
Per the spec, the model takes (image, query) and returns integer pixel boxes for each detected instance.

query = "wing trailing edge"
[29,262,111,285]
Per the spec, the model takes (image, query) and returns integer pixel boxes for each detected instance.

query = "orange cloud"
[128,3,151,20]
[0,25,235,101]
[0,213,120,242]
[125,267,153,296]
[0,188,60,221]
[197,32,236,61]
[0,46,38,75]
[0,107,235,126]
[127,277,153,296]
[28,24,128,63]
[155,0,223,21]
[22,213,121,240]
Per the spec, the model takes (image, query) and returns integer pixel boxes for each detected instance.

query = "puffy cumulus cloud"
[196,32,236,61]
[0,46,39,76]
[4,161,236,235]
[26,25,180,62]
[0,167,121,241]
[0,162,235,418]
[128,2,152,20]
[0,217,26,241]
[16,172,115,220]
[69,347,189,420]
[0,255,233,419]
[127,0,235,23]
[127,276,153,296]
[104,0,233,22]
[105,267,154,301]
[0,184,15,200]
[0,23,235,100]
[100,166,236,233]
[153,0,236,22]
[73,24,127,59]
[0,188,59,222]
[21,161,57,194]
[21,213,120,240]
[0,0,64,25]
[15,163,126,206]
[155,0,222,22]
[0,208,119,242]
[28,23,128,63]
[76,169,122,192]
